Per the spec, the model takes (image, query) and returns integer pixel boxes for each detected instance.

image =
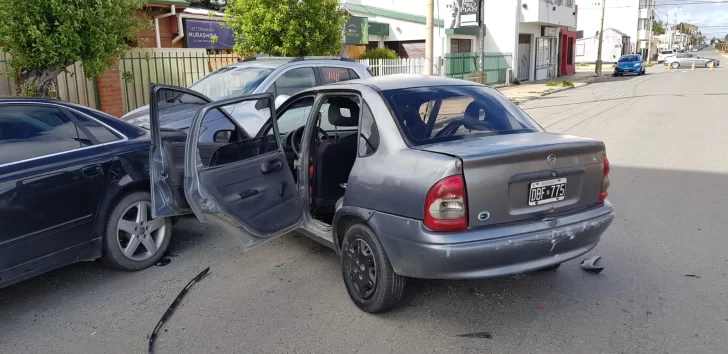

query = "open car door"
[149,84,213,218]
[184,94,302,248]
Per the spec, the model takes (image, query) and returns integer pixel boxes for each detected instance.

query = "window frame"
[269,66,318,98]
[357,101,380,158]
[0,102,128,168]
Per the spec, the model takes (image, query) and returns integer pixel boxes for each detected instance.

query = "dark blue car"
[614,54,646,76]
[0,98,181,289]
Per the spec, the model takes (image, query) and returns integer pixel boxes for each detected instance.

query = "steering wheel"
[288,125,329,158]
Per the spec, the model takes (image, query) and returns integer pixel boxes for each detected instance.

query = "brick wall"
[96,7,181,117]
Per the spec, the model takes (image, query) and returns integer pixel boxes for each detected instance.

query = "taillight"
[598,152,610,203]
[424,175,467,232]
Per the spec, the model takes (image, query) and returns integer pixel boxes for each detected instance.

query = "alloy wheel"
[345,238,378,299]
[116,201,167,261]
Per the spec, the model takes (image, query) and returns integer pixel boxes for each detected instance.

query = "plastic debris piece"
[580,256,604,274]
[148,267,210,354]
[684,274,702,278]
[537,305,545,310]
[457,332,492,339]
[155,258,171,267]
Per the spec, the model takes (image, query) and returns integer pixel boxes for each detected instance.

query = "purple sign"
[184,19,234,49]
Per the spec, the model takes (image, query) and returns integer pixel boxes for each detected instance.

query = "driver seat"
[312,97,359,216]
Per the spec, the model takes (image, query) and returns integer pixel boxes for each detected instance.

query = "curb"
[509,76,609,105]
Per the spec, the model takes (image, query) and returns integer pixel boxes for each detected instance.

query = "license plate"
[528,178,567,206]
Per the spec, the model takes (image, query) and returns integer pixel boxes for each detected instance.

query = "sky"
[653,0,728,39]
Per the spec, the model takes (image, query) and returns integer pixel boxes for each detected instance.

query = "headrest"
[464,100,486,121]
[327,97,360,127]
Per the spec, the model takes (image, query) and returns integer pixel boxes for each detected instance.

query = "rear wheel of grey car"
[341,223,405,313]
[101,191,172,271]
[705,61,713,68]
[671,62,680,69]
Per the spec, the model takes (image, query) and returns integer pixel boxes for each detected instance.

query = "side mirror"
[275,95,291,109]
[213,130,233,143]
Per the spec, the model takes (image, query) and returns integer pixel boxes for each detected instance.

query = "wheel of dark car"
[671,62,680,69]
[341,223,406,313]
[101,191,172,271]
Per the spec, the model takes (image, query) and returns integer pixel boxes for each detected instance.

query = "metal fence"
[0,52,99,109]
[444,52,513,86]
[118,49,240,113]
[356,57,438,76]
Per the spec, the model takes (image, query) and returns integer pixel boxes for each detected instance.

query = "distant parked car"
[614,54,645,76]
[146,75,615,313]
[121,57,372,136]
[665,53,719,69]
[0,99,172,289]
[657,50,676,63]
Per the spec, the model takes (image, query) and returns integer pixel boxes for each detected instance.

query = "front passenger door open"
[184,94,302,248]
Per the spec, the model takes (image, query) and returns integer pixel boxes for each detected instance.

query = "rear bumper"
[371,202,614,279]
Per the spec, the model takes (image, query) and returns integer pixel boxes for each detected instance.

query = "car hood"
[121,103,207,131]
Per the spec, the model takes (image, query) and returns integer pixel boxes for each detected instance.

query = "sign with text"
[459,0,481,27]
[184,19,234,50]
[344,16,369,44]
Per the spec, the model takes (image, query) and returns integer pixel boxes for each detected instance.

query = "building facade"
[575,0,654,63]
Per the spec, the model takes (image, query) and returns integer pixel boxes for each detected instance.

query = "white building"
[575,0,654,63]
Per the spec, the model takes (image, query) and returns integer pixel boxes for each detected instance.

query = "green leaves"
[225,0,347,57]
[0,0,149,78]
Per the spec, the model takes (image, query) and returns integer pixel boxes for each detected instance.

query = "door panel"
[184,94,302,248]
[149,85,212,218]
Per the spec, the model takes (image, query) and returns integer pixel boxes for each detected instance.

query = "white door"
[518,34,531,81]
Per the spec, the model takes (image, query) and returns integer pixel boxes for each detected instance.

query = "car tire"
[705,61,713,68]
[341,223,406,313]
[101,191,172,271]
[671,62,680,69]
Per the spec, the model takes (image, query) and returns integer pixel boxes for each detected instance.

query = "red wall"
[561,28,576,76]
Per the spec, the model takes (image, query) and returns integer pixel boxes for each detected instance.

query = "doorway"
[517,34,532,81]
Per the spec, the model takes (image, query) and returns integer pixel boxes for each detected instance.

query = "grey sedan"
[147,75,614,313]
[665,53,720,69]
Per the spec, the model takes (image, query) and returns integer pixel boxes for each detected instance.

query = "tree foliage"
[652,20,665,36]
[358,48,399,60]
[0,0,149,96]
[225,0,347,57]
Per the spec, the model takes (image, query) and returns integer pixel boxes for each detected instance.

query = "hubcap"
[116,201,166,261]
[345,238,378,299]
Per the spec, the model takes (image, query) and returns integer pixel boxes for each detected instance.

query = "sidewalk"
[497,71,610,104]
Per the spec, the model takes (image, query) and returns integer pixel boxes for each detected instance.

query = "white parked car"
[658,50,676,63]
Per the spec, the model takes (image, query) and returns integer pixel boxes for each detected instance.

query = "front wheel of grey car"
[341,223,406,313]
[101,191,172,271]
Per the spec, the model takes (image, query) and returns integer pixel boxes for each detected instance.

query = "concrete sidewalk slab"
[497,72,610,104]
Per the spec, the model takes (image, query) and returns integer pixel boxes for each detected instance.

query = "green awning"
[343,3,444,27]
[369,22,390,37]
[446,27,482,36]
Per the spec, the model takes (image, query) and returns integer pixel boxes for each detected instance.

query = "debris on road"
[684,274,702,278]
[580,256,604,274]
[456,332,492,339]
[155,258,171,267]
[148,267,210,354]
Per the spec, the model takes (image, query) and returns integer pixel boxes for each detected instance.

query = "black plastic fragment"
[580,256,604,274]
[457,332,493,339]
[148,267,210,354]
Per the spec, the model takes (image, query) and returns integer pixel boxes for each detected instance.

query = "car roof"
[332,74,481,91]
[223,57,367,70]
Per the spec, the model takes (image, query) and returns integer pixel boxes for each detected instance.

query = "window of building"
[450,38,473,53]
[567,38,574,65]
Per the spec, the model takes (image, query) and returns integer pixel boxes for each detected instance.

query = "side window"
[348,69,360,80]
[202,98,278,168]
[273,67,316,97]
[275,97,315,136]
[321,67,352,84]
[67,110,122,143]
[0,105,86,165]
[358,102,379,157]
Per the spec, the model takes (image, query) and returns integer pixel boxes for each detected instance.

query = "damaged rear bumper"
[371,201,614,279]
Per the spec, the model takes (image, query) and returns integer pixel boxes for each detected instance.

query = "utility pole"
[595,0,606,75]
[646,0,654,62]
[425,0,434,75]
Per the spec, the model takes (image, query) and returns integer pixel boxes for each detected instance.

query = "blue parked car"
[614,54,646,76]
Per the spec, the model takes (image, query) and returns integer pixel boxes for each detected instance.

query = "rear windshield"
[189,66,273,101]
[382,85,541,145]
[618,55,640,62]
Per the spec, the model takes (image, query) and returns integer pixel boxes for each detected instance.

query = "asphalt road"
[2,48,727,354]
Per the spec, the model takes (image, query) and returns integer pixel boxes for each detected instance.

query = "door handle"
[239,189,258,200]
[260,159,283,174]
[81,165,103,177]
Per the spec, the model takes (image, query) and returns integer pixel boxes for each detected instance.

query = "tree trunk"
[17,67,63,97]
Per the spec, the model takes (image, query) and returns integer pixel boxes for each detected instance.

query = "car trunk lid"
[416,132,606,228]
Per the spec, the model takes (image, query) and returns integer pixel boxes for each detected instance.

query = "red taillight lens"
[599,152,610,203]
[424,175,468,232]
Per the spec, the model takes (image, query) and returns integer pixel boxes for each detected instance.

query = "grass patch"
[512,78,521,85]
[561,80,574,88]
[646,62,654,67]
[578,62,589,67]
[545,81,560,87]
[545,80,575,88]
